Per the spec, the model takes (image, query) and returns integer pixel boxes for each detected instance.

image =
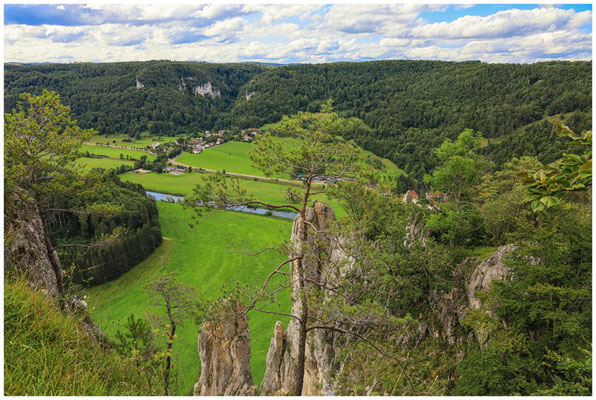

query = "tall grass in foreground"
[4,278,148,396]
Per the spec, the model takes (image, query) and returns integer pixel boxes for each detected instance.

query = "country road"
[168,153,308,187]
[84,142,310,187]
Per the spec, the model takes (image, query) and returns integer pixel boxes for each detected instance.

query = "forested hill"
[4,61,268,136]
[5,60,592,180]
[227,60,592,180]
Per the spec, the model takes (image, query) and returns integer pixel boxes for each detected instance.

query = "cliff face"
[5,189,106,344]
[262,202,352,396]
[4,190,59,297]
[194,305,257,396]
[193,81,221,98]
[431,245,515,345]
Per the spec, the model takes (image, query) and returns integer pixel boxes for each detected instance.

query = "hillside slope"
[4,278,148,396]
[4,61,268,136]
[5,60,591,180]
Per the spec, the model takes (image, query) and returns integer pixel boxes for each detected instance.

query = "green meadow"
[177,138,403,181]
[177,141,290,178]
[80,144,156,161]
[91,134,184,148]
[119,170,346,217]
[86,202,292,395]
[75,157,135,172]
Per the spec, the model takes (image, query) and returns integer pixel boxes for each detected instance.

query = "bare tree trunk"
[295,289,308,396]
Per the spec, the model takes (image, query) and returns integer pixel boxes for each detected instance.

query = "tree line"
[50,171,163,286]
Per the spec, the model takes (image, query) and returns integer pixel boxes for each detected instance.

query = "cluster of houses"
[190,138,221,154]
[403,190,447,205]
[240,128,261,142]
[149,128,263,155]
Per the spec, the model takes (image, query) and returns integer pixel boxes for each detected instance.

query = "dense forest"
[5,60,591,181]
[49,171,162,286]
[4,61,267,136]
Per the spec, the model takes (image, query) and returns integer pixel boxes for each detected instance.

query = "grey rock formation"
[136,79,144,89]
[245,91,255,101]
[261,202,350,396]
[466,244,514,311]
[431,244,515,345]
[194,309,257,396]
[194,81,221,98]
[404,212,428,247]
[4,191,59,297]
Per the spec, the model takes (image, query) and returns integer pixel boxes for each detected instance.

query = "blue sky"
[4,3,592,64]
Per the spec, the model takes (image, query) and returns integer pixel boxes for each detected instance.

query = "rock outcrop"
[431,244,515,345]
[194,81,221,98]
[135,79,144,89]
[466,245,514,311]
[4,191,59,297]
[261,202,351,396]
[194,308,257,396]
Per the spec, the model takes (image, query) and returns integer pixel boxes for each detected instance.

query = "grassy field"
[177,138,403,181]
[119,170,346,217]
[80,144,156,161]
[5,279,148,395]
[75,157,135,172]
[177,141,291,178]
[91,134,184,148]
[86,202,292,395]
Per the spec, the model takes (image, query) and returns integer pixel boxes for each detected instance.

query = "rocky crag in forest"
[194,203,522,395]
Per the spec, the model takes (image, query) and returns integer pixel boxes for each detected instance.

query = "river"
[146,191,298,220]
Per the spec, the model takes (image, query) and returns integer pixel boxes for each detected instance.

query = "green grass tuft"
[4,278,148,396]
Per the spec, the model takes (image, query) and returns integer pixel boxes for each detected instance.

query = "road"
[168,153,308,187]
[84,142,310,187]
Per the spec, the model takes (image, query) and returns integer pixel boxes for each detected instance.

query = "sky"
[3,3,593,64]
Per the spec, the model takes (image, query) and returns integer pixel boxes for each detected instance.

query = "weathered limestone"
[432,244,515,345]
[194,81,221,98]
[194,309,257,396]
[261,202,350,396]
[466,244,514,311]
[4,191,59,297]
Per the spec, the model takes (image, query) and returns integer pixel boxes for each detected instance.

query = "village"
[138,128,263,175]
[150,128,262,156]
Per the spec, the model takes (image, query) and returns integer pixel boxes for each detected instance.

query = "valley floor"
[85,202,292,395]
